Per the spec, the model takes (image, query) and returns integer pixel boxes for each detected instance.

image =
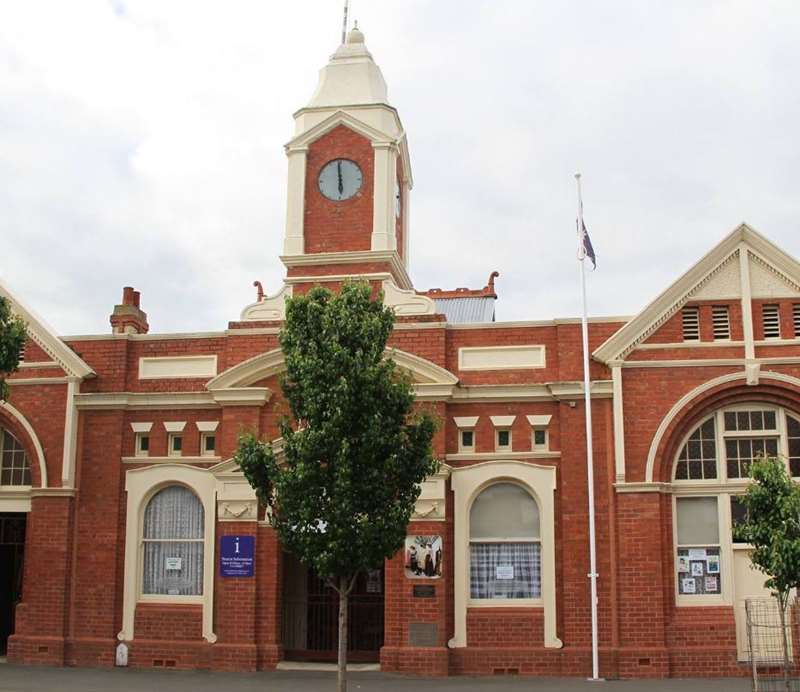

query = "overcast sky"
[2,1,799,335]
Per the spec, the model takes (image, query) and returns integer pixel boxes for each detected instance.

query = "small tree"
[0,296,27,401]
[235,282,437,692]
[735,456,800,690]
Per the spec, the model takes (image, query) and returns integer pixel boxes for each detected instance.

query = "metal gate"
[282,558,384,662]
[746,597,800,691]
[0,513,26,655]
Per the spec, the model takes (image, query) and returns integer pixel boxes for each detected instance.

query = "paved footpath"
[0,665,754,692]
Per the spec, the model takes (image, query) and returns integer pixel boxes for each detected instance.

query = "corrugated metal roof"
[433,297,496,324]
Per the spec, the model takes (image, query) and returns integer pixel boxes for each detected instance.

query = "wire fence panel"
[746,597,800,692]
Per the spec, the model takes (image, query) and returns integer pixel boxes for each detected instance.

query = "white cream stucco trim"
[448,461,561,650]
[118,464,218,644]
[526,415,552,427]
[0,400,47,488]
[0,487,32,512]
[453,416,479,428]
[196,421,219,433]
[644,370,800,483]
[382,279,436,316]
[240,284,293,322]
[451,381,613,403]
[163,421,186,433]
[139,356,218,380]
[489,415,516,428]
[61,377,80,487]
[130,422,153,433]
[209,347,457,391]
[280,250,413,291]
[611,365,626,482]
[459,345,546,371]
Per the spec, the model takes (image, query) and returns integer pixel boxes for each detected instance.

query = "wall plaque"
[413,584,436,598]
[408,622,438,647]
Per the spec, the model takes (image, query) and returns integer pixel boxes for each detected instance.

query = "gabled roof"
[593,223,800,364]
[0,277,94,379]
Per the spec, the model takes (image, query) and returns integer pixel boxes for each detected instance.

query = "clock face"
[318,159,363,201]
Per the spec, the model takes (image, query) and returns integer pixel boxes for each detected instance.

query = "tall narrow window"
[712,306,730,340]
[762,304,780,339]
[793,304,800,338]
[675,496,721,596]
[142,485,204,596]
[470,483,540,600]
[788,415,800,478]
[0,429,31,486]
[168,433,183,458]
[682,306,700,341]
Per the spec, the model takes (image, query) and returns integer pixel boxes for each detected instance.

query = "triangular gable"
[0,277,94,379]
[593,223,800,363]
[285,110,413,187]
[286,109,394,150]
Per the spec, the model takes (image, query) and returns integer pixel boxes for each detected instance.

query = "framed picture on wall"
[404,535,443,579]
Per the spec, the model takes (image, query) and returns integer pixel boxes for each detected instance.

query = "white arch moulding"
[207,347,458,395]
[0,400,48,488]
[644,370,800,483]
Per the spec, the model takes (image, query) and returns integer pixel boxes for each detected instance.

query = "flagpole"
[576,172,601,681]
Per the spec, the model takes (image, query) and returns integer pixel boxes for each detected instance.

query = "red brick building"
[2,27,800,678]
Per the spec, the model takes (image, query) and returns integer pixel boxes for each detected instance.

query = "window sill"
[468,598,543,608]
[676,595,727,607]
[138,594,203,605]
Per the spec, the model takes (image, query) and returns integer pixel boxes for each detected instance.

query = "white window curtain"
[142,485,204,596]
[469,483,541,599]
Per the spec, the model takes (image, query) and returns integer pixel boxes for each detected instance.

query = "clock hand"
[337,161,343,197]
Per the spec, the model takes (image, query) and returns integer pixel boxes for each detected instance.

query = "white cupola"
[306,26,389,108]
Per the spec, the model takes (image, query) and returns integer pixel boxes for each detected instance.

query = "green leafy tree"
[735,456,800,690]
[0,296,27,400]
[235,282,437,692]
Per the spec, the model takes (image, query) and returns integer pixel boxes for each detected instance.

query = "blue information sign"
[220,535,255,577]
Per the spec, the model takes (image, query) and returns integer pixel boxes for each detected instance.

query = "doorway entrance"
[282,553,384,662]
[0,513,26,656]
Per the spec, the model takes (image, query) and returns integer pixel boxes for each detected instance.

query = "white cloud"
[1,1,799,333]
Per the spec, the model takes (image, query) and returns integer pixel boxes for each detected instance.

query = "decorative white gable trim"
[0,277,94,379]
[382,279,436,316]
[286,109,395,152]
[195,421,219,433]
[594,224,800,364]
[209,347,457,391]
[240,284,292,322]
[130,422,153,433]
[748,251,800,298]
[163,421,186,433]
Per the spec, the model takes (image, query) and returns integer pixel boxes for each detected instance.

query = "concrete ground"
[0,664,754,692]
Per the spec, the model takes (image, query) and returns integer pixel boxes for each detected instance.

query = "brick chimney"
[110,286,149,334]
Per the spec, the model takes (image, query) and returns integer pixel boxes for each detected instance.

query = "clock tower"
[242,26,436,320]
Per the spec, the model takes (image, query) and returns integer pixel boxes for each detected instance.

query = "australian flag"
[578,219,597,270]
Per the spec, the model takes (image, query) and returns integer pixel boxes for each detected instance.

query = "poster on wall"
[404,535,443,579]
[220,535,255,577]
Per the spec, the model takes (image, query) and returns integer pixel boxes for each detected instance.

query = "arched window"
[142,485,204,596]
[0,427,31,486]
[671,404,800,605]
[673,405,800,483]
[469,482,540,600]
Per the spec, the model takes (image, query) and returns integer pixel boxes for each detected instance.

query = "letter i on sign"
[235,537,240,555]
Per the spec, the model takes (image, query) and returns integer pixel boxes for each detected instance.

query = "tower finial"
[341,0,349,45]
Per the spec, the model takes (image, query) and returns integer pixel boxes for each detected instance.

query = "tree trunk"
[779,595,791,692]
[337,575,349,692]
